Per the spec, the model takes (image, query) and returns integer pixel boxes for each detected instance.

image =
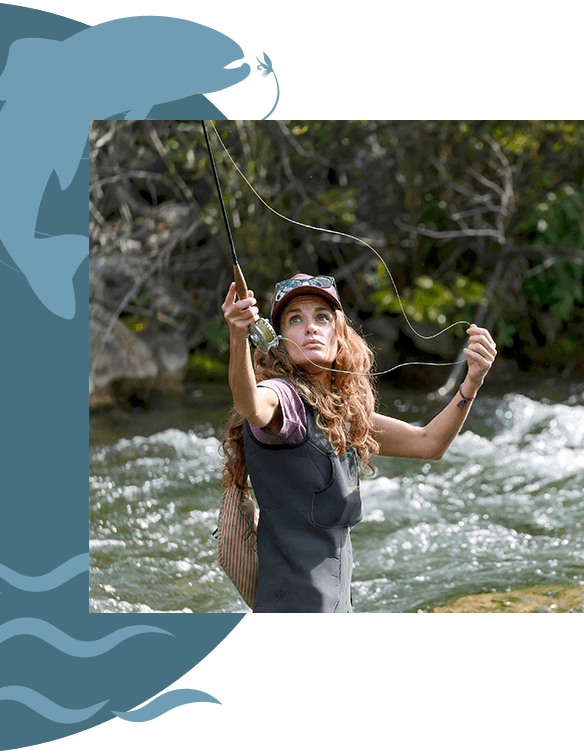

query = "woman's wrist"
[229,328,251,346]
[460,375,483,399]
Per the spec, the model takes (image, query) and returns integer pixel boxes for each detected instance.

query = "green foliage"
[314,187,357,224]
[521,186,584,249]
[523,257,584,322]
[204,315,230,356]
[494,321,518,349]
[92,119,584,377]
[186,351,228,381]
[520,186,584,342]
[121,316,147,333]
[133,293,151,308]
[371,272,486,325]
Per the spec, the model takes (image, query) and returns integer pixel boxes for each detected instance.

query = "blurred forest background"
[89,120,584,410]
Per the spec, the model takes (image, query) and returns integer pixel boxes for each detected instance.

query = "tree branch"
[394,217,501,241]
[148,124,193,200]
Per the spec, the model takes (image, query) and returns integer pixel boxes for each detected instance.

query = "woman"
[221,273,497,612]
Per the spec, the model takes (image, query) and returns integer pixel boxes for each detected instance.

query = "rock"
[89,239,199,408]
[89,303,189,408]
[89,250,145,309]
[433,584,584,613]
[89,303,157,399]
[138,331,188,381]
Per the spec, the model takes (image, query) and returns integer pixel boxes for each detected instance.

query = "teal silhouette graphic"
[112,689,220,722]
[0,687,109,725]
[0,15,250,320]
[0,619,173,657]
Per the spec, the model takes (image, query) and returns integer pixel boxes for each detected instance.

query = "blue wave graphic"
[0,553,88,592]
[112,689,221,722]
[0,619,174,656]
[0,686,108,723]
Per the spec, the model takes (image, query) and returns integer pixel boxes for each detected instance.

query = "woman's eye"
[287,313,330,325]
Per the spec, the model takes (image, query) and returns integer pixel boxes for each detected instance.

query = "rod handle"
[233,264,249,301]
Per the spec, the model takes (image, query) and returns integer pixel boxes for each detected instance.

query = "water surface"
[89,382,584,613]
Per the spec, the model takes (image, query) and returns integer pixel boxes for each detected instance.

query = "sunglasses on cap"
[270,274,342,327]
[272,275,338,304]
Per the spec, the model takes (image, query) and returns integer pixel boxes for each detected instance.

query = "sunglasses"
[273,276,337,303]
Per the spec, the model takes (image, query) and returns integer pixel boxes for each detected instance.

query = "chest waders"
[243,400,362,613]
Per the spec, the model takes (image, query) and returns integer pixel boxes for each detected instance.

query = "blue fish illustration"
[0,16,251,319]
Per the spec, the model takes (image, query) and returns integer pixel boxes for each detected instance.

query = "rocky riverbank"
[433,584,584,613]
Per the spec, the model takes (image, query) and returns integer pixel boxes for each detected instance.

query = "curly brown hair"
[220,308,380,491]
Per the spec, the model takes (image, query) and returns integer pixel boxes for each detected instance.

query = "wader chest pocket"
[310,457,362,529]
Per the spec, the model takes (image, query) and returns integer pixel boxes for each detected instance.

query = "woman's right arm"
[221,282,283,432]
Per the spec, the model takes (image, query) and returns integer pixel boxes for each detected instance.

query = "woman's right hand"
[221,282,260,342]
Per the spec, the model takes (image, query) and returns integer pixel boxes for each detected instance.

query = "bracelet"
[456,384,475,408]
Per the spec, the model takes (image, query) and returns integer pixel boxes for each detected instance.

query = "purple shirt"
[249,378,307,445]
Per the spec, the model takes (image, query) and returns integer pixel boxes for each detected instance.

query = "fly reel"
[249,318,279,353]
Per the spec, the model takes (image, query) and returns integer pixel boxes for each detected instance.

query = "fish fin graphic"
[52,131,90,191]
[21,235,88,319]
[112,689,220,722]
[124,106,152,120]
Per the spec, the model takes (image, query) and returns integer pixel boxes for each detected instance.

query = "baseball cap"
[269,273,342,327]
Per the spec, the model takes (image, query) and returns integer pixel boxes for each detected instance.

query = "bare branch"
[450,181,493,204]
[276,121,332,167]
[449,205,508,221]
[394,217,501,241]
[423,135,518,248]
[90,170,187,201]
[148,125,193,200]
[467,167,505,197]
[89,200,105,227]
[484,133,511,169]
[506,245,584,261]
[523,257,559,278]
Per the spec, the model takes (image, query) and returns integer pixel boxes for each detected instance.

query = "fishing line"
[208,122,470,376]
[262,75,280,120]
[261,86,279,121]
[277,336,467,377]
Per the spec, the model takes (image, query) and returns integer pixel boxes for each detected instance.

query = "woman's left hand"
[463,325,497,387]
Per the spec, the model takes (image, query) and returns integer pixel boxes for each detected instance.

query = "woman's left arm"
[372,325,497,459]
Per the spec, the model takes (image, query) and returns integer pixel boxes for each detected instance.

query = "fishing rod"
[201,120,279,353]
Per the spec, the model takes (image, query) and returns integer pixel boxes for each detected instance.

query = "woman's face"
[279,296,338,371]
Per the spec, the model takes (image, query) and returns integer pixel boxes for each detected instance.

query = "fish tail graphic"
[112,689,221,722]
